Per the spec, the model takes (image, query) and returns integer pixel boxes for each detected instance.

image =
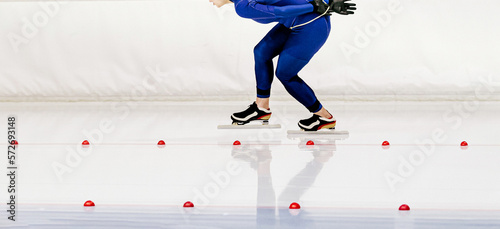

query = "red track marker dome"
[289,202,301,209]
[83,200,95,207]
[183,201,194,208]
[399,204,410,211]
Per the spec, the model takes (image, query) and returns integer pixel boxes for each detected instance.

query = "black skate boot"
[298,114,336,131]
[231,102,272,125]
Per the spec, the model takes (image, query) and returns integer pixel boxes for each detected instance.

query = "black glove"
[330,0,356,15]
[310,0,331,15]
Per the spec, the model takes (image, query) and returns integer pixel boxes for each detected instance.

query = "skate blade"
[287,129,349,135]
[218,124,281,129]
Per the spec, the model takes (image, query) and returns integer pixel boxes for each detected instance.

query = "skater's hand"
[330,0,356,15]
[209,0,233,8]
[309,0,331,15]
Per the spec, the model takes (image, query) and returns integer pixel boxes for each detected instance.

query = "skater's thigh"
[275,18,330,78]
[254,24,291,60]
[281,17,330,61]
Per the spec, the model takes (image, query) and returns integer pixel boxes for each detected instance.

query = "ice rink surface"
[1,101,499,228]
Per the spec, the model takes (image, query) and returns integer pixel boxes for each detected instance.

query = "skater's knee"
[275,70,287,83]
[253,44,266,60]
[275,53,309,81]
[253,42,276,61]
[275,67,295,83]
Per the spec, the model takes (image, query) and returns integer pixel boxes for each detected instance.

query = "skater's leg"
[315,107,332,119]
[254,24,291,100]
[275,17,331,116]
[256,97,270,110]
[230,24,289,124]
[276,55,321,112]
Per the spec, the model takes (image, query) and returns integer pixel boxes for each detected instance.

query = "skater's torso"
[233,0,330,27]
[258,0,330,28]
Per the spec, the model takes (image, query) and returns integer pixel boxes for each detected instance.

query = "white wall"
[1,0,499,101]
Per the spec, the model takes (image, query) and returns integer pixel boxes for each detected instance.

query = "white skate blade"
[287,130,349,135]
[218,124,281,129]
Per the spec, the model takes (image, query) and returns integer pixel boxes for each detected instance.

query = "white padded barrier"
[1,0,499,101]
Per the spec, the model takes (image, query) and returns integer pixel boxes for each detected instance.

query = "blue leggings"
[254,17,331,113]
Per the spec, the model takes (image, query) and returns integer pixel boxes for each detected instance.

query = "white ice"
[0,101,499,228]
